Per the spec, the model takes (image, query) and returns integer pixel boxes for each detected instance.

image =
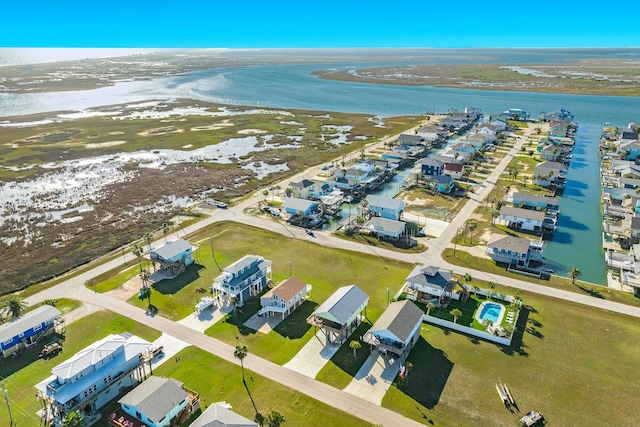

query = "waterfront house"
[619,140,640,161]
[486,236,545,270]
[539,144,571,162]
[113,376,200,427]
[212,255,272,306]
[444,162,464,179]
[361,300,423,362]
[416,128,444,144]
[288,179,330,200]
[307,285,369,345]
[362,217,406,240]
[36,333,152,416]
[0,305,62,357]
[149,238,194,277]
[366,194,404,220]
[259,276,311,319]
[283,197,324,227]
[404,265,457,304]
[428,174,454,194]
[501,108,529,121]
[499,206,547,232]
[533,161,568,189]
[398,133,424,146]
[512,192,560,212]
[415,158,445,176]
[190,403,258,427]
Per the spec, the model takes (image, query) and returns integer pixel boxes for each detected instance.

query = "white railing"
[422,315,512,346]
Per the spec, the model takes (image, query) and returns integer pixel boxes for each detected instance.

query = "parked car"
[40,342,63,358]
[216,202,228,209]
[305,229,315,237]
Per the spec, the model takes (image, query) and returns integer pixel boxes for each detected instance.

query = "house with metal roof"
[362,300,424,361]
[212,255,272,306]
[366,194,404,220]
[0,305,62,357]
[362,217,406,240]
[190,403,258,427]
[398,133,424,146]
[499,206,546,232]
[149,238,194,277]
[111,376,200,427]
[287,179,330,200]
[283,198,324,227]
[259,276,312,319]
[533,161,568,189]
[512,192,560,212]
[307,285,369,345]
[35,333,152,416]
[486,236,545,270]
[404,265,457,304]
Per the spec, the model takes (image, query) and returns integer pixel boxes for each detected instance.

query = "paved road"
[23,120,640,426]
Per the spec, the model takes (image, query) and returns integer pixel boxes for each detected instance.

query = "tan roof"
[269,276,308,302]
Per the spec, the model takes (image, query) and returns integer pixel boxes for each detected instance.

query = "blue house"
[428,175,454,194]
[36,333,152,415]
[213,255,272,306]
[283,197,324,226]
[366,194,404,220]
[363,217,406,240]
[149,238,194,276]
[416,158,445,176]
[0,305,61,357]
[116,376,199,427]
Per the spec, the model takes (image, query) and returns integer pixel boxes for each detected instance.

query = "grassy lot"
[0,309,160,426]
[443,248,640,309]
[154,346,370,426]
[382,289,640,426]
[402,185,469,221]
[199,222,413,363]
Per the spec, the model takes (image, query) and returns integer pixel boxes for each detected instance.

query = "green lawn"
[382,290,640,426]
[0,309,161,426]
[154,346,370,427]
[195,222,412,364]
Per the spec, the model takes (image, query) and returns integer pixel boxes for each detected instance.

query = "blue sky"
[2,1,639,48]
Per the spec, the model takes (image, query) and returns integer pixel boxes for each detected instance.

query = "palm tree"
[569,267,582,284]
[488,281,496,290]
[263,189,269,201]
[482,319,493,330]
[463,273,472,283]
[490,208,500,226]
[230,295,239,315]
[132,243,144,272]
[2,296,28,319]
[349,340,361,358]
[62,410,84,427]
[403,361,413,379]
[138,283,152,309]
[450,308,462,324]
[143,232,153,251]
[139,268,151,288]
[234,343,248,383]
[467,219,478,244]
[264,411,286,427]
[514,288,522,301]
[426,301,435,316]
[162,222,170,242]
[473,285,481,297]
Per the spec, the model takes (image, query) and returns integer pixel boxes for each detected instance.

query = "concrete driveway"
[343,351,401,405]
[284,329,341,378]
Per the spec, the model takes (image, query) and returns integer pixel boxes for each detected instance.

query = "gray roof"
[535,161,568,174]
[283,197,317,211]
[399,134,423,143]
[631,216,640,231]
[364,217,406,234]
[405,265,454,290]
[151,238,192,260]
[512,192,560,207]
[0,305,61,344]
[311,285,369,325]
[289,179,315,188]
[499,206,546,221]
[488,236,532,255]
[365,194,404,211]
[369,300,424,344]
[119,376,187,424]
[190,403,259,427]
[224,255,265,275]
[416,158,444,168]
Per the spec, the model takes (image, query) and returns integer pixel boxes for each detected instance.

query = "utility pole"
[4,385,14,427]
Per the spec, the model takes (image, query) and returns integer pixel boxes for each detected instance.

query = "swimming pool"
[475,301,506,325]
